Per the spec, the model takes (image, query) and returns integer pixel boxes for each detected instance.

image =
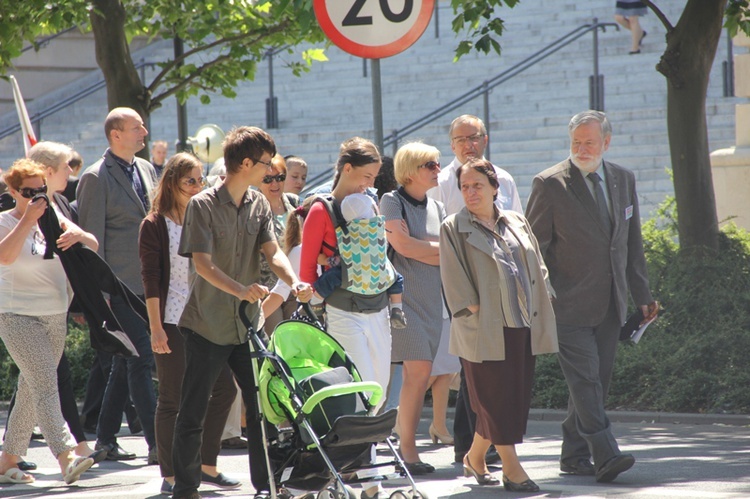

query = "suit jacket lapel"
[564,160,609,236]
[105,152,146,216]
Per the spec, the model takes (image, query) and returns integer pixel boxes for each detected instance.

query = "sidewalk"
[1,405,750,498]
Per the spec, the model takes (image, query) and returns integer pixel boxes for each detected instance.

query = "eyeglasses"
[262,174,287,184]
[419,161,441,171]
[451,133,486,146]
[19,184,47,199]
[181,176,206,187]
[255,158,273,168]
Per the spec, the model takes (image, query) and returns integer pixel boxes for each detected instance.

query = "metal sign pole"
[371,58,384,154]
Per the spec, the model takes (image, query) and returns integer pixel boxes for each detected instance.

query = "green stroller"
[240,301,428,499]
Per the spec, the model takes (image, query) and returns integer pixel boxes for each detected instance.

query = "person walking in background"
[440,159,558,493]
[76,107,159,463]
[614,1,648,54]
[283,155,308,195]
[257,154,300,332]
[139,152,239,496]
[151,140,169,178]
[427,114,521,466]
[526,110,658,483]
[62,149,83,203]
[0,159,98,485]
[171,126,312,499]
[380,142,445,475]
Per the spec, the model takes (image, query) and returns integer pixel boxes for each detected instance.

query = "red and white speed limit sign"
[314,0,435,59]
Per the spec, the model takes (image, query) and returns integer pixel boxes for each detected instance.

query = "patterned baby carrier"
[314,195,396,295]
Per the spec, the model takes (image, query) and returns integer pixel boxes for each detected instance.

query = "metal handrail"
[0,60,156,141]
[21,26,80,54]
[382,20,618,154]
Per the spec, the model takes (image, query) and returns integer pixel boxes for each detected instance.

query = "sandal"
[63,456,94,485]
[0,467,35,484]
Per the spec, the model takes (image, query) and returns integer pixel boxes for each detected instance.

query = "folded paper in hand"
[619,309,656,343]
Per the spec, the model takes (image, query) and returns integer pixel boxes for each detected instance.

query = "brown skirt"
[461,327,535,445]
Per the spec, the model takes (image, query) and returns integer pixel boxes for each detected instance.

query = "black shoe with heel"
[502,475,540,493]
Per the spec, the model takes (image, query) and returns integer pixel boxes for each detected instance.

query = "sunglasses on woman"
[182,176,206,187]
[19,185,47,199]
[419,161,441,171]
[262,174,287,184]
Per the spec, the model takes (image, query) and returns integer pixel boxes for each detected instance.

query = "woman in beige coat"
[439,158,558,493]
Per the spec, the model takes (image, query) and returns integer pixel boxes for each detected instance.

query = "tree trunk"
[657,0,726,253]
[90,0,151,158]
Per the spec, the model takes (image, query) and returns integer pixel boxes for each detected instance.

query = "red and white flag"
[9,75,37,155]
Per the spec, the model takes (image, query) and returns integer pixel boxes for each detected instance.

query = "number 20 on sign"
[314,0,435,59]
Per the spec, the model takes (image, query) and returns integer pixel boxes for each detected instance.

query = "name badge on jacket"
[625,205,634,220]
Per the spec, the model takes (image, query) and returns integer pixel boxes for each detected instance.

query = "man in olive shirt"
[172,126,313,499]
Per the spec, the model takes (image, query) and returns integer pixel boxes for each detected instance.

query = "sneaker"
[390,308,407,329]
[148,447,159,465]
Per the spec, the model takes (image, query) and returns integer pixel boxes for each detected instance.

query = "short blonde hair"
[27,141,72,171]
[394,142,440,186]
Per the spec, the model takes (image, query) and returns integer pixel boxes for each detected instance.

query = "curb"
[528,408,750,426]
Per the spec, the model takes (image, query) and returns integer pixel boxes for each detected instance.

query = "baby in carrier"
[314,193,407,329]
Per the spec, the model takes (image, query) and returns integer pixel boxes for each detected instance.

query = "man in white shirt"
[427,114,521,215]
[427,114,522,465]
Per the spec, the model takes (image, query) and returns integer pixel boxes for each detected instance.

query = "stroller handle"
[239,300,320,328]
[239,300,253,329]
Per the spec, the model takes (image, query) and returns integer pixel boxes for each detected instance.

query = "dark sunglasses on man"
[19,185,48,199]
[262,174,286,184]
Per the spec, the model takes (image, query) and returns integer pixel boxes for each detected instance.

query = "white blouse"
[164,217,190,325]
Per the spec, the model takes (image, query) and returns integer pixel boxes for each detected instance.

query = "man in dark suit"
[76,107,158,463]
[526,110,658,483]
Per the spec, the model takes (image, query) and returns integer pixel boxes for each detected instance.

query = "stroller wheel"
[316,484,356,499]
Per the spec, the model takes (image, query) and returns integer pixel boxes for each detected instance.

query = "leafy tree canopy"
[0,0,328,111]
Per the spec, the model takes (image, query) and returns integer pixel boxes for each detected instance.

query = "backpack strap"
[311,194,347,253]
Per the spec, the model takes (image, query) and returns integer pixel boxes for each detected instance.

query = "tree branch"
[147,20,290,93]
[149,51,236,108]
[641,0,674,33]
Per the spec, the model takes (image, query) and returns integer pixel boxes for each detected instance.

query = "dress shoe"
[596,454,635,483]
[15,460,36,471]
[462,455,499,485]
[95,441,136,461]
[428,423,454,445]
[396,460,435,476]
[560,458,595,476]
[221,436,247,449]
[502,475,540,493]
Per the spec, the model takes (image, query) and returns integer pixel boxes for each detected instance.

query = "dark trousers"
[557,300,622,469]
[154,324,236,477]
[173,329,273,498]
[80,350,138,433]
[453,366,477,456]
[5,351,86,443]
[96,295,156,449]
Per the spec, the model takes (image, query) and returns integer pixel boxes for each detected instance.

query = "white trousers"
[326,306,391,412]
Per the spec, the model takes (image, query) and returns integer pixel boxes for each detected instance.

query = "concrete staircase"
[0,0,743,216]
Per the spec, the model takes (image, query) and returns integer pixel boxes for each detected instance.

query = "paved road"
[1,409,750,498]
